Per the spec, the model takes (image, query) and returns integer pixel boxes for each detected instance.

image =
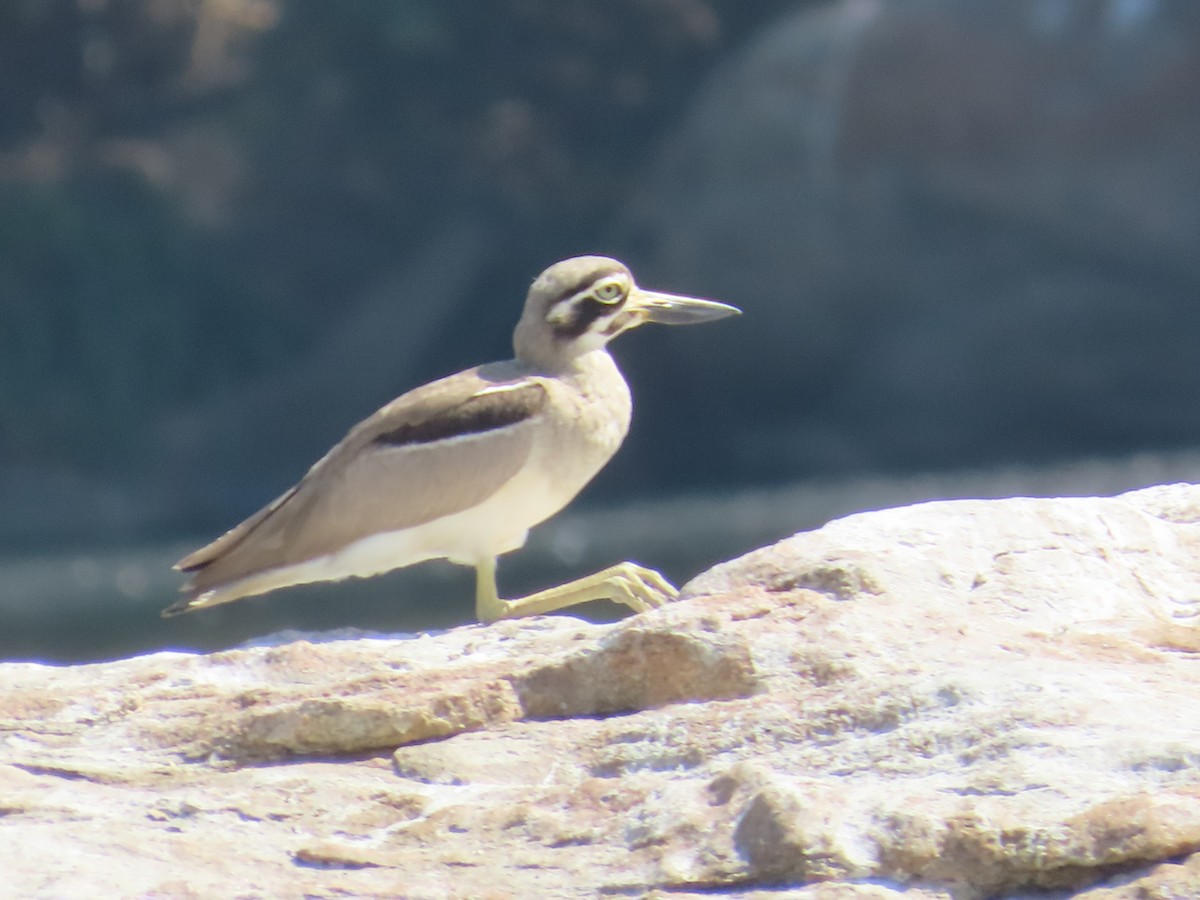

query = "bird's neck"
[513,341,617,378]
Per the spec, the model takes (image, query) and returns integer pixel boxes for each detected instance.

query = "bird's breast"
[531,350,632,490]
[410,351,633,565]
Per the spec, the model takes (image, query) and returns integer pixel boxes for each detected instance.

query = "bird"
[164,255,740,622]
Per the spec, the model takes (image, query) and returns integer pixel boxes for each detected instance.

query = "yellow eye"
[594,281,624,304]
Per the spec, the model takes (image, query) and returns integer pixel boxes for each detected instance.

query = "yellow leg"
[473,556,678,624]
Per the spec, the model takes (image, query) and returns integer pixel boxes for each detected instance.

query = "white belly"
[329,466,571,573]
[273,449,597,592]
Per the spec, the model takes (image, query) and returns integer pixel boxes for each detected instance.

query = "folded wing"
[170,368,547,609]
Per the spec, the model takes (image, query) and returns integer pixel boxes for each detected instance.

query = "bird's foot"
[475,560,678,623]
[597,562,679,613]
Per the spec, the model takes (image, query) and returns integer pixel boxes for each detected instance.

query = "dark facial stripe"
[374,382,547,448]
[552,295,618,340]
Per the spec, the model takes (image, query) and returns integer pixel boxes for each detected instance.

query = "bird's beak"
[629,288,742,326]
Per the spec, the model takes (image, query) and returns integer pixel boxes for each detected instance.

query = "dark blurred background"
[3,0,1199,661]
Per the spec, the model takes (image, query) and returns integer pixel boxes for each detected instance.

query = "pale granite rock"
[3,484,1200,898]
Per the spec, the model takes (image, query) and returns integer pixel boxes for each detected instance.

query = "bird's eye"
[594,281,624,304]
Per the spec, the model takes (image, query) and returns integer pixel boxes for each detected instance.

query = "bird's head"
[514,255,740,367]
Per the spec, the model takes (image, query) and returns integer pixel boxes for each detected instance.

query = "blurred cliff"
[619,0,1200,485]
[0,0,799,546]
[4,0,1198,549]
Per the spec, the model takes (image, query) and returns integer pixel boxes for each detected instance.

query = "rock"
[4,483,1200,897]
